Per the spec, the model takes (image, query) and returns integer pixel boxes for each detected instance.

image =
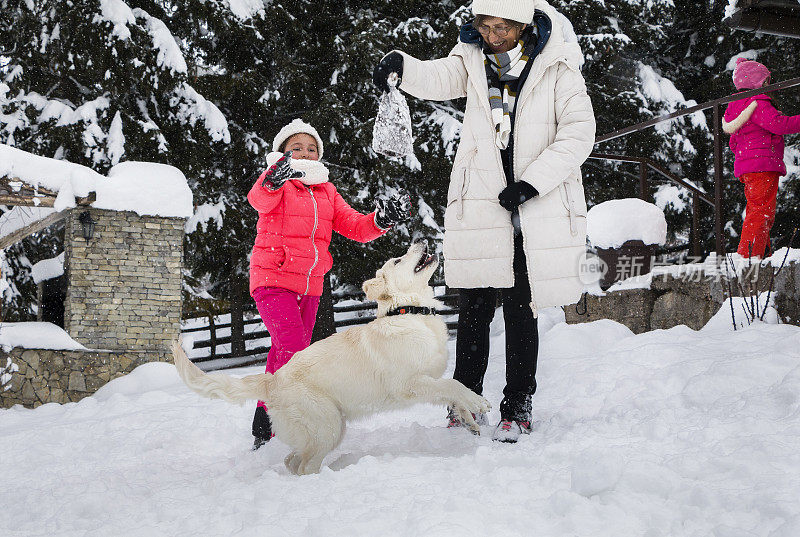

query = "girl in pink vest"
[249,119,410,448]
[723,58,800,258]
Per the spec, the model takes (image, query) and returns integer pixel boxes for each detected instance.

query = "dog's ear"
[363,270,390,302]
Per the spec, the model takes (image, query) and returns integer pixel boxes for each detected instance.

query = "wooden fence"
[181,282,459,370]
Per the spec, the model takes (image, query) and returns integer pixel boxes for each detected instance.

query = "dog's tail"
[172,339,274,405]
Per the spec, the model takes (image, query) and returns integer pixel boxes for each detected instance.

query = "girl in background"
[723,57,800,258]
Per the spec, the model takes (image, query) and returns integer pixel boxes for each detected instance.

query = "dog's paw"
[453,405,481,435]
[461,391,491,415]
[285,452,301,475]
[466,419,481,435]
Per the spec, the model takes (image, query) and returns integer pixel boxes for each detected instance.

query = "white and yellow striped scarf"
[485,39,530,149]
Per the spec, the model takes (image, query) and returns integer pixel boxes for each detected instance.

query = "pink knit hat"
[732,57,771,90]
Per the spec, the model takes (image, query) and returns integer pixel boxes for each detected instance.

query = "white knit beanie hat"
[471,0,536,24]
[272,118,324,159]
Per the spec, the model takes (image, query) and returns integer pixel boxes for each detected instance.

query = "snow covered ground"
[2,310,799,537]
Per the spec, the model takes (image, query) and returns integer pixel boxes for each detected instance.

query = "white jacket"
[395,1,596,314]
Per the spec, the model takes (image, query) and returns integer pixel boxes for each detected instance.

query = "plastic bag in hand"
[372,74,414,159]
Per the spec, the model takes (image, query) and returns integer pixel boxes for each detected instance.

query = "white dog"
[173,242,491,475]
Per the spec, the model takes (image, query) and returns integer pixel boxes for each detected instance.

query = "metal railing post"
[692,192,701,259]
[713,104,725,258]
[639,161,648,200]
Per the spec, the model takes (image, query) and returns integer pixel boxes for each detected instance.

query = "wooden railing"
[181,281,459,370]
[587,153,715,258]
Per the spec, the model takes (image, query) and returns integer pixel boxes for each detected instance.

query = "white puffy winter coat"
[395,1,596,314]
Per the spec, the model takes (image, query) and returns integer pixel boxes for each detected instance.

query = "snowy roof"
[724,0,800,38]
[0,144,193,218]
[587,198,668,248]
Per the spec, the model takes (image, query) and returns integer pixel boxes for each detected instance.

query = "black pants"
[453,234,539,421]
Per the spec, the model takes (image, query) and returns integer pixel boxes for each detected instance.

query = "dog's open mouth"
[414,247,436,273]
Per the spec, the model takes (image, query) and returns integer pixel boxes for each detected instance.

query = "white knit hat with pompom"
[272,118,324,159]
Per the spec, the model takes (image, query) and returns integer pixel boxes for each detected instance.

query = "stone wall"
[0,347,171,408]
[772,258,800,325]
[566,260,798,333]
[63,208,184,352]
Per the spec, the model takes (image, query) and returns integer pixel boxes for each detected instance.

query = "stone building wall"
[0,347,171,408]
[63,208,184,352]
[0,207,186,409]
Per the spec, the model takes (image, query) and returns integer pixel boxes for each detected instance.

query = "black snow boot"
[251,406,274,450]
[493,393,532,443]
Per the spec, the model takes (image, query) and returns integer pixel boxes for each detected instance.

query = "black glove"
[498,182,539,211]
[262,150,305,189]
[375,191,412,229]
[372,52,404,94]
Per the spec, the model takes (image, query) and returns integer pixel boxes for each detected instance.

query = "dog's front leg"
[404,376,491,432]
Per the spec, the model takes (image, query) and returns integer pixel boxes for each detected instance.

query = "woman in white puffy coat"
[373,0,595,442]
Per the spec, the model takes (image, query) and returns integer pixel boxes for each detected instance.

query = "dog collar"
[386,306,437,317]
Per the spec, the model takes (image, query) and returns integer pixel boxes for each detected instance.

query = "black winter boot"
[251,406,274,450]
[494,393,532,443]
[499,393,532,425]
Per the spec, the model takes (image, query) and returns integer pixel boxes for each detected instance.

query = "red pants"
[252,286,320,411]
[737,172,779,258]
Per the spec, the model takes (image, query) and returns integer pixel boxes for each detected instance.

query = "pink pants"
[253,286,320,410]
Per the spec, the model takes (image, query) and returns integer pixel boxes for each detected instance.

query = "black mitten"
[375,191,412,229]
[372,52,404,94]
[498,182,539,211]
[262,150,305,189]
